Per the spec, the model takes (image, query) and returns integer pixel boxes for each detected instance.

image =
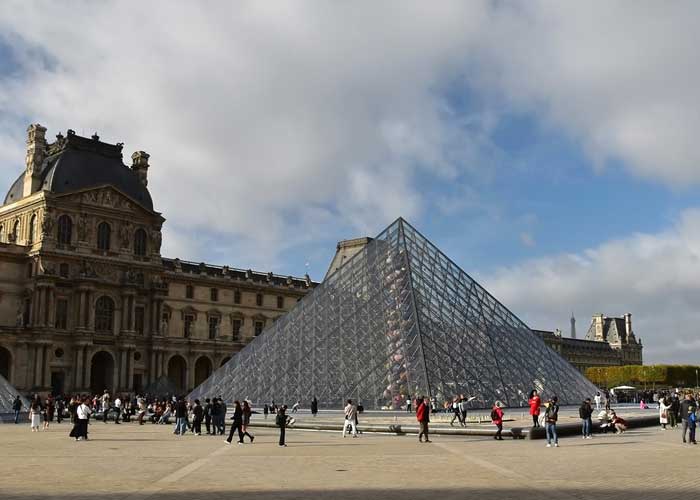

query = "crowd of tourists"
[11,387,700,448]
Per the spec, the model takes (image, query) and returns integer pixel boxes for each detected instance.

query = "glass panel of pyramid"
[190,218,598,409]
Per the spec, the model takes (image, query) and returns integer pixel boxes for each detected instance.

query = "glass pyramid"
[190,218,598,409]
[0,374,29,419]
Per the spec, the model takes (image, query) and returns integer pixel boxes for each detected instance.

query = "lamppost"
[696,369,698,390]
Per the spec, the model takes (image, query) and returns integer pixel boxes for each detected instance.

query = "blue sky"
[1,2,700,363]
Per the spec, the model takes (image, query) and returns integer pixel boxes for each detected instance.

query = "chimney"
[624,313,632,342]
[131,151,150,186]
[23,124,47,197]
[593,313,605,341]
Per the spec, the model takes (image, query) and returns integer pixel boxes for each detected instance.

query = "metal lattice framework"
[0,374,28,417]
[190,218,598,409]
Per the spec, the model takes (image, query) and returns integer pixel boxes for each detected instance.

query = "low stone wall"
[524,415,659,439]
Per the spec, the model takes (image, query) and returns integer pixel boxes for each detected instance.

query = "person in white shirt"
[114,397,122,424]
[70,397,92,441]
[594,392,602,410]
[342,399,358,438]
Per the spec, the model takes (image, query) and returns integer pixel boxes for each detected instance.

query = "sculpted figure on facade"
[151,228,162,254]
[77,213,91,241]
[41,209,54,238]
[120,221,132,248]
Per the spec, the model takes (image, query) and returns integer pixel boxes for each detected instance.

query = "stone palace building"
[0,125,316,396]
[535,313,643,373]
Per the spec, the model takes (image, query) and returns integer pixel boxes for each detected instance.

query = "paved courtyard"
[0,419,696,500]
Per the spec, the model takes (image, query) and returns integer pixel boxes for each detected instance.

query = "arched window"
[28,214,36,244]
[95,296,115,333]
[11,220,20,242]
[57,215,72,244]
[134,228,147,256]
[97,222,111,251]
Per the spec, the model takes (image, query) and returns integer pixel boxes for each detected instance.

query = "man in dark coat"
[204,398,212,434]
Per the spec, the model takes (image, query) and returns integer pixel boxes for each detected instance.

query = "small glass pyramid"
[190,218,598,409]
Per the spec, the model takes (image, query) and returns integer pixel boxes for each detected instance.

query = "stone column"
[75,345,84,389]
[127,349,135,391]
[149,350,156,384]
[84,348,92,391]
[129,296,136,331]
[86,291,95,331]
[42,344,51,388]
[47,286,56,328]
[120,349,127,390]
[34,344,44,387]
[186,355,195,392]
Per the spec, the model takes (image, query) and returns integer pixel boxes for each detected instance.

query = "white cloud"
[0,1,698,279]
[482,209,700,364]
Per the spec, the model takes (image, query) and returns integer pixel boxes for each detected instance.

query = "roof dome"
[3,130,154,211]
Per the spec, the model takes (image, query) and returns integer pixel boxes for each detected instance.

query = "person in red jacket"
[528,390,542,428]
[491,402,504,440]
[416,396,431,443]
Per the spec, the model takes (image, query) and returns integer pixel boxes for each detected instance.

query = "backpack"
[490,408,499,420]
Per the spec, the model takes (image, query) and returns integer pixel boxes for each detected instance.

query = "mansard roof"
[161,257,317,290]
[3,130,154,211]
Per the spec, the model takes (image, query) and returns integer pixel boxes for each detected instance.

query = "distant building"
[535,313,643,373]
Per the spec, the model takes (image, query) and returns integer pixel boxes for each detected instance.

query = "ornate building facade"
[534,313,643,373]
[0,125,315,396]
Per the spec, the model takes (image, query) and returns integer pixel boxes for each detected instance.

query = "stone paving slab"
[0,419,696,500]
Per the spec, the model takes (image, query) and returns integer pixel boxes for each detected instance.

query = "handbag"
[661,411,667,419]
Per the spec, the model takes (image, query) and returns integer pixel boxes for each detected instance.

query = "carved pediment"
[57,186,159,218]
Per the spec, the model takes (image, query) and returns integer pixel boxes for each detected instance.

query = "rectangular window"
[186,285,194,299]
[59,263,70,278]
[210,288,218,302]
[254,321,264,337]
[232,319,242,341]
[233,290,241,304]
[184,314,194,338]
[256,293,263,307]
[135,306,145,335]
[55,299,68,330]
[209,317,219,339]
[276,296,284,309]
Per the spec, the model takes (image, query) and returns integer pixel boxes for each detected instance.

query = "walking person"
[311,397,318,417]
[55,397,64,424]
[276,405,288,447]
[449,397,462,427]
[225,400,244,444]
[210,398,220,434]
[544,396,560,448]
[203,398,212,434]
[491,401,504,440]
[669,394,680,429]
[458,396,469,427]
[579,398,593,439]
[242,401,255,443]
[12,395,23,424]
[69,397,91,441]
[191,399,204,436]
[659,394,670,430]
[29,396,41,432]
[101,390,111,423]
[174,397,188,436]
[416,396,431,443]
[680,393,697,445]
[42,397,50,430]
[113,396,122,424]
[528,390,542,427]
[291,400,300,413]
[342,399,358,438]
[594,392,602,411]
